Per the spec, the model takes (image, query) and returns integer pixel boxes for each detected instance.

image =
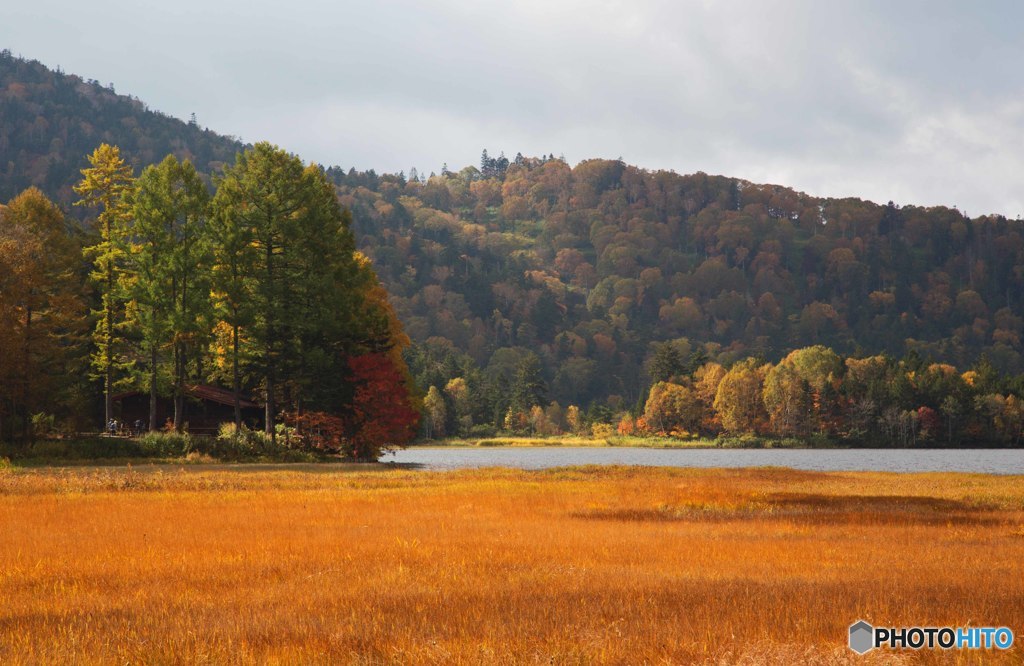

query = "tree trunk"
[174,274,187,432]
[265,373,275,443]
[264,236,276,444]
[105,305,113,431]
[173,341,184,432]
[22,306,32,445]
[232,322,241,430]
[105,245,114,431]
[149,344,157,432]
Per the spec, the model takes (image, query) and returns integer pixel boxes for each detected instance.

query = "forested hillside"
[331,155,1024,420]
[4,52,1024,440]
[0,50,241,210]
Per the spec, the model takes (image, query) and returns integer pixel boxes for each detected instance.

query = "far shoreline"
[407,436,1022,450]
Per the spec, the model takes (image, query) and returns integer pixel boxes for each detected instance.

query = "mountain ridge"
[0,49,243,211]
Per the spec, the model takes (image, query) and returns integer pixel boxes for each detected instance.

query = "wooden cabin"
[112,384,262,433]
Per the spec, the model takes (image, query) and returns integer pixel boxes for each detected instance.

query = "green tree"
[510,353,547,414]
[74,144,135,428]
[786,345,843,393]
[444,377,472,436]
[209,181,256,428]
[647,340,686,383]
[0,222,26,439]
[784,345,843,432]
[126,155,212,431]
[211,142,363,439]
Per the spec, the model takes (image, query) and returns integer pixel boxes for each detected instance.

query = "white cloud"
[2,0,1022,215]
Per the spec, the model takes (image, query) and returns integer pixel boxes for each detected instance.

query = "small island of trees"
[0,143,420,460]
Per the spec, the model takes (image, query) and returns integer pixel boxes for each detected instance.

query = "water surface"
[384,446,1024,474]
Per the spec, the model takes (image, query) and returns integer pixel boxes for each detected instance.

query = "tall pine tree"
[211,142,365,440]
[125,155,212,431]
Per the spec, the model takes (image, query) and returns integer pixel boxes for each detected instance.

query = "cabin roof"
[112,384,259,409]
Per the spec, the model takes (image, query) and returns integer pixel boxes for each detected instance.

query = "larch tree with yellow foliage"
[74,144,135,428]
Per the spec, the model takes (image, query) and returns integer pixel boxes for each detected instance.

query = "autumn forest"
[2,50,1024,451]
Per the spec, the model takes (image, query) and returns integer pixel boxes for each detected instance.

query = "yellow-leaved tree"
[0,188,87,443]
[74,144,135,428]
[713,359,767,435]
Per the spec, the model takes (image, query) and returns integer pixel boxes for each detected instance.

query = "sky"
[3,0,1023,216]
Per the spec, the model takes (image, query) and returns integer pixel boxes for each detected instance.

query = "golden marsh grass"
[1,464,1022,664]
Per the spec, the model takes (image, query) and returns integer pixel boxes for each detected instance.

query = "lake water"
[383,446,1024,474]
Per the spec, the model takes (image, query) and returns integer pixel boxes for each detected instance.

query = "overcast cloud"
[3,0,1022,215]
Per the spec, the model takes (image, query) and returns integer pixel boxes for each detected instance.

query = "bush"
[31,413,57,438]
[715,434,769,449]
[281,412,344,451]
[214,423,316,461]
[713,435,830,449]
[1,425,332,463]
[10,437,146,460]
[138,431,194,457]
[215,423,270,459]
[769,438,806,449]
[21,439,68,458]
[467,424,498,438]
[477,438,553,447]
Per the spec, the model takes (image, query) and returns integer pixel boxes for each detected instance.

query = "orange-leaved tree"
[346,353,420,461]
[340,256,420,460]
[0,188,86,443]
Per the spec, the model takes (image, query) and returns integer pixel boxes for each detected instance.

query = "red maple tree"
[345,352,420,461]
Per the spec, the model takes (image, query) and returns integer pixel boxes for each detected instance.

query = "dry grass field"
[1,463,1022,664]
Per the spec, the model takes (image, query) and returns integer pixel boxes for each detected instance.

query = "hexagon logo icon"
[849,620,875,654]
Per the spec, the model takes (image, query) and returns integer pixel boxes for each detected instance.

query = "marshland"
[2,464,1021,664]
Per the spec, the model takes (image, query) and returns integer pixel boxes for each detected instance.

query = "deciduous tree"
[74,144,135,428]
[643,381,701,435]
[762,362,811,437]
[0,189,85,442]
[346,353,420,459]
[713,359,766,434]
[423,385,446,439]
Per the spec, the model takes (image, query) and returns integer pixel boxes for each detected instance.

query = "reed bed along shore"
[1,464,1022,664]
